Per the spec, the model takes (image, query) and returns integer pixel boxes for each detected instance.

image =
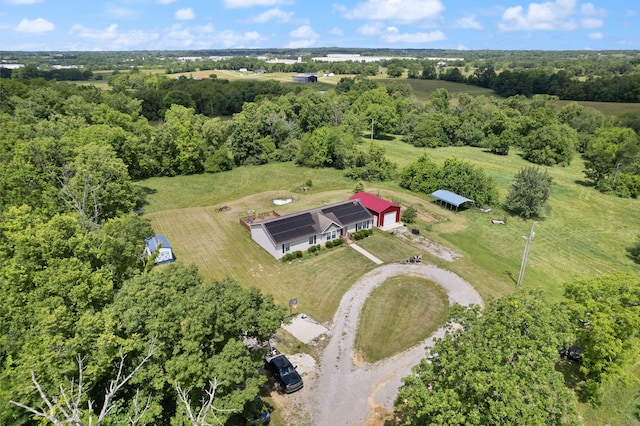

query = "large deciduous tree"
[563,272,640,404]
[395,291,579,425]
[59,143,138,226]
[522,123,577,166]
[505,166,554,218]
[583,126,640,193]
[400,155,498,206]
[110,263,285,424]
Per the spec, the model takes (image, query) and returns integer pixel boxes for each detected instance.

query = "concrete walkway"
[350,243,383,264]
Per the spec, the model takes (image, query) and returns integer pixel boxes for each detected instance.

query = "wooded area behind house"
[1,49,639,425]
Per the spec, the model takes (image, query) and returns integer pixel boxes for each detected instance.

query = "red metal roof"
[349,192,399,214]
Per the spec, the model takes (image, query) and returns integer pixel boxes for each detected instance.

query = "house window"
[282,243,290,253]
[309,235,316,245]
[324,230,337,241]
[356,221,370,231]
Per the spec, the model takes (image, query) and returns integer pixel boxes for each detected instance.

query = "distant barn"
[144,234,174,264]
[292,73,318,83]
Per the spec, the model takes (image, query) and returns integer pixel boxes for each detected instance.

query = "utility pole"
[517,221,538,286]
[371,118,374,141]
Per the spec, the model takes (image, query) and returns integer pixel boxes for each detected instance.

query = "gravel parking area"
[286,263,483,425]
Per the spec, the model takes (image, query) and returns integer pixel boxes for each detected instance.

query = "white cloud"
[457,44,469,50]
[290,24,318,39]
[112,30,161,48]
[157,0,177,4]
[329,27,344,35]
[104,3,140,20]
[175,8,195,20]
[16,17,54,33]
[286,25,318,48]
[581,18,602,29]
[69,23,161,48]
[70,23,120,40]
[7,0,42,4]
[224,0,288,8]
[382,29,446,43]
[580,3,605,16]
[588,31,603,40]
[343,0,445,24]
[357,22,444,43]
[159,23,218,49]
[251,8,294,23]
[498,0,604,32]
[357,22,384,36]
[215,29,262,47]
[286,39,316,48]
[454,14,483,30]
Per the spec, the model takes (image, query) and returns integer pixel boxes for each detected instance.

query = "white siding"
[251,226,280,259]
[155,248,173,264]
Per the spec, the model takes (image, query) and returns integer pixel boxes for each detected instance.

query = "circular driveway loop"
[300,263,483,426]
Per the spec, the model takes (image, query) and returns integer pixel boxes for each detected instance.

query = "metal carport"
[431,189,474,211]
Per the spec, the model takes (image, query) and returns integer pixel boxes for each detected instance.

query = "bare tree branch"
[175,378,230,426]
[129,389,152,426]
[96,336,157,423]
[9,337,158,426]
[9,371,65,426]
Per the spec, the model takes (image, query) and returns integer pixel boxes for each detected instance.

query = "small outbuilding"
[431,189,474,211]
[350,192,401,228]
[292,73,318,83]
[144,234,174,264]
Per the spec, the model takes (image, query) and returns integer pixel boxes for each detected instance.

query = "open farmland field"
[552,99,640,116]
[376,77,497,100]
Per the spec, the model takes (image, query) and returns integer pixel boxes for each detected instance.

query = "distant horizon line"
[2,47,638,54]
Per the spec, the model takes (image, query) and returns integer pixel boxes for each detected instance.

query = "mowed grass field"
[355,276,449,363]
[140,141,640,309]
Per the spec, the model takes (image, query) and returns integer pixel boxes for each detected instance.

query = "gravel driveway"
[293,263,483,426]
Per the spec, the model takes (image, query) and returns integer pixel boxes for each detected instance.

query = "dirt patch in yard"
[394,226,461,262]
[418,210,446,223]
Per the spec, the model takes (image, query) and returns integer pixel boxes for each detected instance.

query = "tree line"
[1,63,639,424]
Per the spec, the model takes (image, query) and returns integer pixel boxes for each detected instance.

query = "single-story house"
[349,192,401,228]
[144,234,174,264]
[250,199,373,259]
[292,73,318,83]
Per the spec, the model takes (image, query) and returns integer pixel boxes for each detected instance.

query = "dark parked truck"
[265,349,303,393]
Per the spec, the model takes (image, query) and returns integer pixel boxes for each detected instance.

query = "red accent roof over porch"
[349,192,399,213]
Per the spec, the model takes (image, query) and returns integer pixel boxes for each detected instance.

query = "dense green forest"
[2,52,640,424]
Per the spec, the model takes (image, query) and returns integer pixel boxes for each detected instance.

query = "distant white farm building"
[145,234,175,264]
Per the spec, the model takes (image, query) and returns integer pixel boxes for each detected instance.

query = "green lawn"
[355,276,449,363]
[140,141,640,425]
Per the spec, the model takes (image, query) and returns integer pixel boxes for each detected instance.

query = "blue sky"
[0,0,637,51]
